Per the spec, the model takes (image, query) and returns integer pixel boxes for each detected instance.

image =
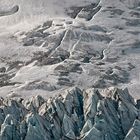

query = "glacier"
[0,0,140,139]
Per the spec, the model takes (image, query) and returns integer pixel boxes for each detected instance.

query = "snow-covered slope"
[0,0,99,27]
[0,0,140,98]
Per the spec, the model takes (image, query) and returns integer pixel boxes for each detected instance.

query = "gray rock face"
[0,87,139,140]
[0,5,19,17]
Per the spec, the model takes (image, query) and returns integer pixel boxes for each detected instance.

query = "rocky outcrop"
[0,5,19,17]
[0,87,139,140]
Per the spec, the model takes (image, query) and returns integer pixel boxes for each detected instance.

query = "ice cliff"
[0,87,140,140]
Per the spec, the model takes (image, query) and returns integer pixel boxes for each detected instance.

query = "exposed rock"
[0,5,19,17]
[0,67,6,73]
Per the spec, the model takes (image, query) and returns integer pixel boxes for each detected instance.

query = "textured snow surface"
[0,0,140,98]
